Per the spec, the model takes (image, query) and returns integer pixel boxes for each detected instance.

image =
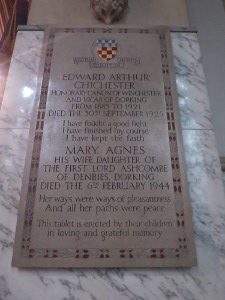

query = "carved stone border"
[13,27,196,267]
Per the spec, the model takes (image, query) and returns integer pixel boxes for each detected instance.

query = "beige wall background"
[28,0,189,27]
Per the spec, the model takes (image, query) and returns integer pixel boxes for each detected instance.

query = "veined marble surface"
[0,31,44,129]
[171,32,213,130]
[0,30,225,300]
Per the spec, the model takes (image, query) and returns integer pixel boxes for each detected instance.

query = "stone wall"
[28,0,189,27]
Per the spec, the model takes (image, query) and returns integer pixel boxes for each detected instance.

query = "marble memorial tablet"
[12,28,196,268]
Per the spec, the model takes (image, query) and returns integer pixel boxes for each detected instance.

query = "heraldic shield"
[96,39,118,61]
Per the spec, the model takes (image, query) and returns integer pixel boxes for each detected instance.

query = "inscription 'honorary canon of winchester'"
[13,28,196,268]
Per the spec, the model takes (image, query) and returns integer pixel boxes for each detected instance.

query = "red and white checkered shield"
[96,39,118,61]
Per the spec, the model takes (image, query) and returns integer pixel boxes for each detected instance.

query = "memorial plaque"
[12,28,196,268]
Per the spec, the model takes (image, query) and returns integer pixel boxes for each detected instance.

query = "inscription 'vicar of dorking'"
[13,28,196,268]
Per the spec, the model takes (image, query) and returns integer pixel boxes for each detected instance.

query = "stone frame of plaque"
[12,27,197,268]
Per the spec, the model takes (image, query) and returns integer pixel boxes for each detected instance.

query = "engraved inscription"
[12,28,196,268]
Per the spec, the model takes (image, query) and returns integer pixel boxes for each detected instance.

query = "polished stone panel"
[13,28,196,268]
[171,32,213,130]
[1,29,225,299]
[0,31,44,129]
[187,0,225,157]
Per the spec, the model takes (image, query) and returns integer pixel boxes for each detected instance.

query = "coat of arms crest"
[96,39,118,61]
